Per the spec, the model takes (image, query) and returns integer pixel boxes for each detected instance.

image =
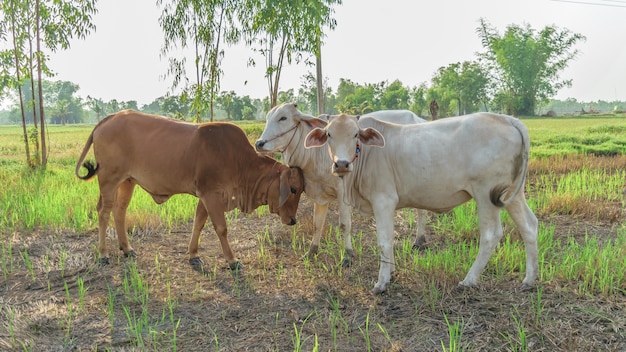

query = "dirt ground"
[1,192,625,351]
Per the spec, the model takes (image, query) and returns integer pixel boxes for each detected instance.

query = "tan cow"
[75,110,305,271]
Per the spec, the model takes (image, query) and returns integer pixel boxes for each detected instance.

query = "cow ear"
[278,169,290,208]
[302,116,328,129]
[359,127,385,147]
[304,128,328,148]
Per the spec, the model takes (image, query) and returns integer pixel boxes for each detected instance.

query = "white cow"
[255,103,430,265]
[304,113,539,294]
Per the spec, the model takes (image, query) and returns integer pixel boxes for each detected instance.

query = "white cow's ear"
[359,128,385,147]
[304,128,328,148]
[302,116,328,129]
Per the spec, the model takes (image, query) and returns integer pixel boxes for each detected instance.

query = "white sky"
[47,0,626,107]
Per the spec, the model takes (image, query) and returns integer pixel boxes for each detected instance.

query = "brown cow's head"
[268,166,305,225]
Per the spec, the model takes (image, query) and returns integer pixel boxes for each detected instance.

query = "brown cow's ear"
[279,169,290,208]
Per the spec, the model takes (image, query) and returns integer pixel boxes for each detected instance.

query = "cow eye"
[279,116,287,121]
[354,133,358,138]
[290,187,297,194]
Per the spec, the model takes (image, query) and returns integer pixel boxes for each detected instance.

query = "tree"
[158,0,240,122]
[241,0,341,108]
[431,61,489,115]
[410,82,429,117]
[476,18,585,116]
[1,0,96,167]
[379,79,410,110]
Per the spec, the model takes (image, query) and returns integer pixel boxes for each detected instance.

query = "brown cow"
[75,110,305,271]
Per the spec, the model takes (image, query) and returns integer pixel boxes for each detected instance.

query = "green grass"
[1,116,625,351]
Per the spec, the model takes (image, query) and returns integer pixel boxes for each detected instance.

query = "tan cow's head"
[268,166,305,225]
[304,114,385,177]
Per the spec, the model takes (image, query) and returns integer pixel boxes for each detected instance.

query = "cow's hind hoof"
[229,261,244,272]
[371,286,386,295]
[124,250,137,259]
[341,257,352,267]
[99,257,110,266]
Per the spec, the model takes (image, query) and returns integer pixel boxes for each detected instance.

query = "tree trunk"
[36,0,47,167]
[315,40,324,115]
[10,8,32,167]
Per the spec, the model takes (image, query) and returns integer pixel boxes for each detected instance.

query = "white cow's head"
[304,114,385,176]
[255,102,324,153]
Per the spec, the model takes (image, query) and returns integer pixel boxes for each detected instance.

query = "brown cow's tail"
[75,115,112,180]
[490,117,530,207]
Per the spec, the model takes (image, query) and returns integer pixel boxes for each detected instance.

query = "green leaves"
[477,18,585,116]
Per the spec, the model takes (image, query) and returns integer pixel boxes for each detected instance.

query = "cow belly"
[397,190,472,213]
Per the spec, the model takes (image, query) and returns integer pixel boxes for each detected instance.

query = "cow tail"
[490,117,530,207]
[75,115,112,180]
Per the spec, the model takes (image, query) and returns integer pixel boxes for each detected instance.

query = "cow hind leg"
[96,186,117,265]
[505,192,539,290]
[460,199,503,287]
[412,209,429,250]
[112,180,136,258]
[188,201,209,270]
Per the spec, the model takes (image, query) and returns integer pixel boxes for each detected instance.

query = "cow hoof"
[189,257,204,268]
[412,236,428,251]
[454,282,476,292]
[99,257,110,266]
[371,284,387,295]
[124,250,137,259]
[519,283,536,292]
[302,246,319,260]
[341,256,352,267]
[229,261,244,272]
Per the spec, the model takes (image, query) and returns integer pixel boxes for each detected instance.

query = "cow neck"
[282,122,309,167]
[262,162,283,212]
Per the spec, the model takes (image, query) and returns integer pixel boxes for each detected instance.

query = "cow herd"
[76,103,538,294]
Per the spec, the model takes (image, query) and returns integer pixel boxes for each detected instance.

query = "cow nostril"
[255,140,266,149]
[289,218,296,226]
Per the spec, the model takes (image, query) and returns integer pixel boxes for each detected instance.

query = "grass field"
[1,115,625,351]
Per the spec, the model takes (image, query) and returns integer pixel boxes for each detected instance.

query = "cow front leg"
[337,199,353,267]
[206,206,242,271]
[306,202,329,258]
[188,201,209,269]
[371,196,398,294]
[113,180,136,258]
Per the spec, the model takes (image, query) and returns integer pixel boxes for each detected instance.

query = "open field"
[1,115,626,351]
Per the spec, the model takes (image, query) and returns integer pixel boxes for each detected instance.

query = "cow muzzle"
[255,140,267,151]
[332,159,352,176]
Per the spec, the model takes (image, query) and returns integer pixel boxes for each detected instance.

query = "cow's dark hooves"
[229,261,244,272]
[341,257,352,267]
[124,250,137,259]
[454,284,475,292]
[412,236,428,251]
[371,286,387,295]
[189,257,204,272]
[519,283,536,292]
[301,248,318,261]
[99,257,110,266]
